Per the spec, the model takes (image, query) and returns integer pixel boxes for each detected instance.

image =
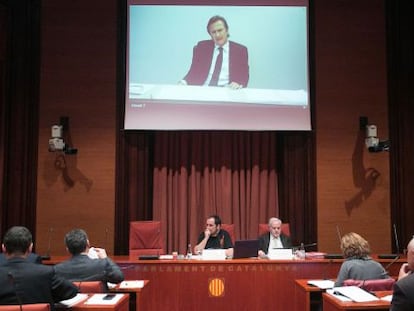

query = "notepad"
[119,280,145,289]
[307,279,335,289]
[85,293,124,305]
[56,293,88,307]
[329,286,379,302]
[201,249,226,260]
[268,248,293,260]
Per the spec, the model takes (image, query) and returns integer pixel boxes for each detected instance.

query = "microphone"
[303,242,317,248]
[8,272,23,311]
[384,254,400,274]
[41,227,54,260]
[105,228,109,254]
[292,242,317,249]
[336,225,342,244]
[393,223,400,254]
[378,224,400,259]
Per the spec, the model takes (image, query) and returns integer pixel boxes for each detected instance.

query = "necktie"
[209,47,223,86]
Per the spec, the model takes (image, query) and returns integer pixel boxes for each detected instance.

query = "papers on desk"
[380,294,393,302]
[85,293,124,305]
[307,279,335,289]
[327,286,379,302]
[268,248,294,260]
[201,249,226,260]
[119,280,145,289]
[57,293,88,307]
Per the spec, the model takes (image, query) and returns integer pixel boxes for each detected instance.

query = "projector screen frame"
[122,0,313,131]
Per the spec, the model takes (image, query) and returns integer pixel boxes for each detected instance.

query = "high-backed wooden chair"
[258,223,291,237]
[72,280,106,293]
[343,278,395,291]
[221,224,235,243]
[129,221,165,257]
[0,304,50,310]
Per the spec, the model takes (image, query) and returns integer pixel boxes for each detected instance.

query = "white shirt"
[268,235,284,253]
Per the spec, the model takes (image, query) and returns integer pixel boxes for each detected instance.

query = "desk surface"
[57,293,129,311]
[322,291,391,311]
[129,83,308,106]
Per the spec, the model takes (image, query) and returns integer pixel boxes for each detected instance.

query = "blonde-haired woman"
[334,232,389,286]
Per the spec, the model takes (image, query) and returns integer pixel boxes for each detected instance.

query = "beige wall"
[36,0,391,255]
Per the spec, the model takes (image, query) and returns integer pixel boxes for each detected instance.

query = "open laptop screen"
[233,239,260,259]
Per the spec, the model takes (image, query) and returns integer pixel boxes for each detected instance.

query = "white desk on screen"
[129,83,308,106]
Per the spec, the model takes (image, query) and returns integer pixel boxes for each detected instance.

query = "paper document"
[326,289,352,302]
[57,293,88,307]
[307,279,335,289]
[85,293,124,305]
[381,294,393,302]
[330,286,379,302]
[119,280,145,289]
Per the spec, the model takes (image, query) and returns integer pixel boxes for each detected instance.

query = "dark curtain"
[0,0,40,241]
[386,0,414,250]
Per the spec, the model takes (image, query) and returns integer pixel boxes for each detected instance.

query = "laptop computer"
[233,239,260,259]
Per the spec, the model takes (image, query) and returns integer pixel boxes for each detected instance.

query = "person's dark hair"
[208,215,222,226]
[206,15,229,34]
[65,228,88,255]
[3,226,32,255]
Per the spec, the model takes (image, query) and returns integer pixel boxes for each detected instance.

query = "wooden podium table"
[111,280,150,311]
[45,255,403,311]
[295,279,327,311]
[322,291,391,311]
[58,293,129,311]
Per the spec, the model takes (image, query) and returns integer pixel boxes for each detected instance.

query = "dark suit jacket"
[258,232,292,254]
[183,40,249,87]
[391,273,414,311]
[0,257,77,308]
[0,252,42,265]
[54,254,124,285]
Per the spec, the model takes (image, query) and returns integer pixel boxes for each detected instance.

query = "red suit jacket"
[183,40,249,87]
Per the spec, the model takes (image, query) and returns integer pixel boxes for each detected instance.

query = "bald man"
[390,238,414,311]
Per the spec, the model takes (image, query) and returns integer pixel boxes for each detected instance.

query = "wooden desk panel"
[111,280,150,311]
[117,259,342,311]
[295,279,325,311]
[45,256,403,311]
[322,292,391,311]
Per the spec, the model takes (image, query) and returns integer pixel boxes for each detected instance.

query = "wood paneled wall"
[36,1,118,255]
[314,1,390,253]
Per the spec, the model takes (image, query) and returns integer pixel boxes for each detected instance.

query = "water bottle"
[186,243,192,259]
[298,242,306,260]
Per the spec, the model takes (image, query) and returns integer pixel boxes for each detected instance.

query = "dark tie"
[209,47,223,86]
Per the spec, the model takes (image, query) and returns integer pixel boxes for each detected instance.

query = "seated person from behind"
[0,226,77,306]
[258,217,292,258]
[334,232,389,287]
[0,251,42,264]
[194,215,233,258]
[390,237,414,311]
[54,228,124,288]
